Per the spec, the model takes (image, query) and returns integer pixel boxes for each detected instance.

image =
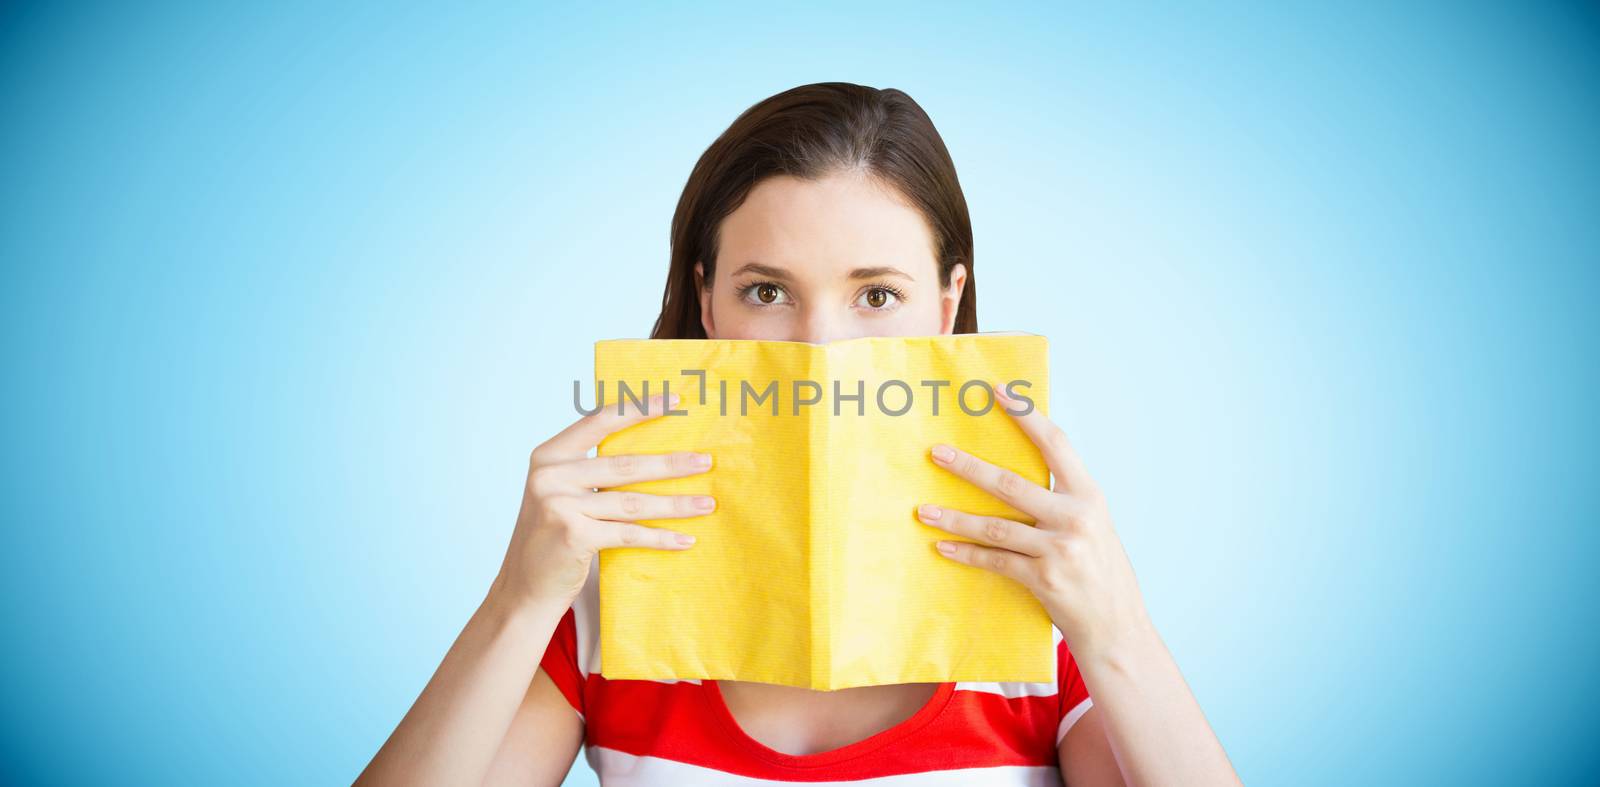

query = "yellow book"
[592,333,1052,690]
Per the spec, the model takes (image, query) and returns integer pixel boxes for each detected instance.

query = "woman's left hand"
[917,384,1154,659]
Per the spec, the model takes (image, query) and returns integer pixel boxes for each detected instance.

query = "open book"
[592,332,1053,690]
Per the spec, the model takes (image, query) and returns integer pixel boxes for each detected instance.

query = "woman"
[359,82,1242,786]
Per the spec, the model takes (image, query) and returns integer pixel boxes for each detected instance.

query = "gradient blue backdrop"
[2,2,1596,784]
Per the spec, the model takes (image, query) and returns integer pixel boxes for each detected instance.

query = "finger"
[916,504,1046,557]
[560,451,713,489]
[993,382,1096,496]
[933,539,1037,586]
[929,443,1060,520]
[592,519,699,551]
[583,490,716,521]
[533,392,682,467]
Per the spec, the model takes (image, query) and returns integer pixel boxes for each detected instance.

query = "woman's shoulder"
[953,625,1068,698]
[568,559,602,676]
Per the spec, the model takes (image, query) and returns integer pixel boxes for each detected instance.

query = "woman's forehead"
[717,173,939,281]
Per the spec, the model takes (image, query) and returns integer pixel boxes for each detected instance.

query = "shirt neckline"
[701,679,957,769]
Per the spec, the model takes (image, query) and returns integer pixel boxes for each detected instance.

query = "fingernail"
[917,504,942,521]
[693,452,713,469]
[694,496,715,512]
[668,392,681,408]
[936,541,957,555]
[993,383,1011,403]
[676,533,696,546]
[931,444,955,463]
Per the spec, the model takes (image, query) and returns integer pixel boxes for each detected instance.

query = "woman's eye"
[857,287,901,310]
[742,282,789,306]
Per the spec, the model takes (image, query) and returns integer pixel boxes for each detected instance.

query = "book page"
[594,339,815,686]
[824,334,1054,689]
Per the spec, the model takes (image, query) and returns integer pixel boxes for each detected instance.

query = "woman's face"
[696,172,967,343]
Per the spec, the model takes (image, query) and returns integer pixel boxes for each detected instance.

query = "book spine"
[808,346,832,690]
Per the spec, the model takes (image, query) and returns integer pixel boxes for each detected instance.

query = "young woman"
[359,82,1242,786]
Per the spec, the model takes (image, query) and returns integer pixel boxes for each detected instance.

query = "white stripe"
[584,748,1060,786]
[953,681,1058,699]
[1055,697,1094,745]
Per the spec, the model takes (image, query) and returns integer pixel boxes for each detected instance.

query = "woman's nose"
[793,307,852,345]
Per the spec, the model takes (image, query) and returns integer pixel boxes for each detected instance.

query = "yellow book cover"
[592,332,1052,690]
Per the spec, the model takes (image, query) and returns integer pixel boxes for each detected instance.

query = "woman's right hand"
[491,391,713,610]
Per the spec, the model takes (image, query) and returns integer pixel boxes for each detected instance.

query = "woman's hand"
[491,392,715,611]
[358,392,713,787]
[919,386,1244,787]
[916,385,1153,659]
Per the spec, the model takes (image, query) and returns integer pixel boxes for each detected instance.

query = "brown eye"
[865,288,887,308]
[757,283,779,304]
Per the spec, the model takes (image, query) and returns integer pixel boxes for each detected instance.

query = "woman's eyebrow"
[730,262,791,280]
[849,266,914,281]
[730,262,915,282]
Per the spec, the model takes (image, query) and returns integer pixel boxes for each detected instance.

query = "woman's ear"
[939,263,968,334]
[695,261,716,338]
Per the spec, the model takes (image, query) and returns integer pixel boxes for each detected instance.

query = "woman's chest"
[578,677,1062,784]
[715,680,943,755]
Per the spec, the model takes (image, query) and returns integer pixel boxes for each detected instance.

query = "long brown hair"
[650,82,977,339]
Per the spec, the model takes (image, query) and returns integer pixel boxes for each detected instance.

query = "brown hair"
[649,82,977,339]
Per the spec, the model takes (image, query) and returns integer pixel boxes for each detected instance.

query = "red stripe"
[536,608,585,714]
[583,677,1061,780]
[537,602,1094,780]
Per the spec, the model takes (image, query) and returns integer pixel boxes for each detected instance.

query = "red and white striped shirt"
[538,565,1095,784]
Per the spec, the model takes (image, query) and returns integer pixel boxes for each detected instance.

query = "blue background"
[2,2,1597,784]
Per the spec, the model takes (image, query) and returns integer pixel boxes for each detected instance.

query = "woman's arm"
[483,666,584,786]
[355,588,571,786]
[921,384,1241,787]
[1059,706,1125,787]
[357,394,714,785]
[1059,620,1235,786]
